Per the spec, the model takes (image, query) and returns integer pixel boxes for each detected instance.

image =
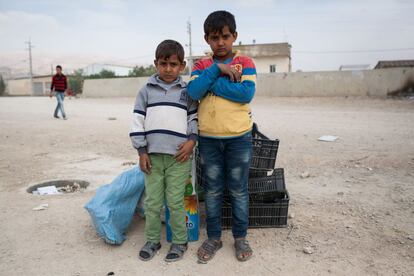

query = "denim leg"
[224,132,252,238]
[54,94,60,117]
[57,92,66,118]
[199,137,225,240]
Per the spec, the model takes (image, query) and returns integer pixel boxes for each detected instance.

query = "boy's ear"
[204,34,209,43]
[232,31,238,42]
[153,59,158,67]
[180,61,187,71]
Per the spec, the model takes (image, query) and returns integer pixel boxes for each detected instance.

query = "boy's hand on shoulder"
[139,153,152,174]
[217,63,241,82]
[175,140,196,163]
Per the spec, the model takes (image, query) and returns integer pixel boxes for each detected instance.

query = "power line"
[293,47,414,54]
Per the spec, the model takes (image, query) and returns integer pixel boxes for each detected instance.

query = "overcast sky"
[1,0,413,75]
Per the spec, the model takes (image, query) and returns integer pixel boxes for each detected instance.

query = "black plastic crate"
[248,169,271,178]
[221,191,289,229]
[249,168,285,194]
[223,168,286,201]
[251,131,279,171]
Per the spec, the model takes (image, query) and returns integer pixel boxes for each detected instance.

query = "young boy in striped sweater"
[130,40,198,262]
[187,10,256,263]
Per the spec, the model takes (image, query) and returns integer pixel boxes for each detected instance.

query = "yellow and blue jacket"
[188,51,256,138]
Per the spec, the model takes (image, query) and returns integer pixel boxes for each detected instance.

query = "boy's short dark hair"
[56,65,62,69]
[204,10,236,35]
[155,40,185,63]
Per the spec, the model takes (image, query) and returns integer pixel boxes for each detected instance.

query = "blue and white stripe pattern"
[130,74,198,155]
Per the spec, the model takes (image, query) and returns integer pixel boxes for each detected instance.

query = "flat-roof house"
[374,60,414,69]
[233,42,291,73]
[81,63,134,76]
[187,42,292,74]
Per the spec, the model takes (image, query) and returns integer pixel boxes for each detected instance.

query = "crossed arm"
[187,63,256,104]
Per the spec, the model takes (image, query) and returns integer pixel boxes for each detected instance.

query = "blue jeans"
[54,91,66,118]
[199,132,252,239]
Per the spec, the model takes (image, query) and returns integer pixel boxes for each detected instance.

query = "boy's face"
[56,67,62,75]
[205,26,237,61]
[154,55,186,83]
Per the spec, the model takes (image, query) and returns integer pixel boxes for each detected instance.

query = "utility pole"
[187,19,193,74]
[25,38,34,95]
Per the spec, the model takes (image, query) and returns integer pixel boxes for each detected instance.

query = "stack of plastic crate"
[196,123,290,229]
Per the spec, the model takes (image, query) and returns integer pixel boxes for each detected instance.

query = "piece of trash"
[303,246,313,254]
[300,171,310,178]
[318,135,338,142]
[107,272,115,276]
[122,161,136,166]
[108,117,117,120]
[37,186,60,195]
[33,203,49,211]
[57,182,82,193]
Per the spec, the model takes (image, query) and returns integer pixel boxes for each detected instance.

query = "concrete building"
[81,63,134,76]
[0,67,12,80]
[339,64,371,71]
[374,60,414,69]
[7,75,52,96]
[187,42,292,74]
[233,42,291,73]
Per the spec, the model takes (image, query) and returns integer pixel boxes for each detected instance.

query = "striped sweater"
[187,50,256,138]
[130,74,198,155]
[50,74,67,92]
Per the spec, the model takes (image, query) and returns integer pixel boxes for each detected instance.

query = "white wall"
[7,76,52,96]
[253,56,290,73]
[257,68,414,97]
[82,64,133,76]
[82,68,414,98]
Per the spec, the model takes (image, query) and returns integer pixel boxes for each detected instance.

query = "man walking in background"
[50,65,67,120]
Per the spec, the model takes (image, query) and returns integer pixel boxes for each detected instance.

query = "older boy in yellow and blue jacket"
[188,10,256,263]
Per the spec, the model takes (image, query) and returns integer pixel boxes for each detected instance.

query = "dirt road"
[0,96,413,276]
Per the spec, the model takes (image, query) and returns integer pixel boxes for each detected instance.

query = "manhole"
[27,180,89,194]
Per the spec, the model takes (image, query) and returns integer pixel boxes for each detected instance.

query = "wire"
[293,47,414,54]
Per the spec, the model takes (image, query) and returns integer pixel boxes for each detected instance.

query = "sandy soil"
[0,96,413,276]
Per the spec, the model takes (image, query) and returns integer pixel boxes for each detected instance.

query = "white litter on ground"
[37,186,60,195]
[318,135,339,142]
[32,204,49,211]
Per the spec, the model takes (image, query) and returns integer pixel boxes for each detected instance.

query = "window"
[270,65,276,73]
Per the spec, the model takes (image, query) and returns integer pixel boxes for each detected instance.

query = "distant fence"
[82,68,414,98]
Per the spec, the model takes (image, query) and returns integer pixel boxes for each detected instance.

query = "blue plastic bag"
[84,166,145,245]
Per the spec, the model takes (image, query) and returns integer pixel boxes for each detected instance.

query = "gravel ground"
[0,96,413,276]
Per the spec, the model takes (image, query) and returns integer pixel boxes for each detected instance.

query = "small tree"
[87,69,117,79]
[128,65,156,77]
[0,76,6,96]
[68,69,84,95]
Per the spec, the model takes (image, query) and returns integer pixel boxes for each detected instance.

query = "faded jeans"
[54,91,66,118]
[199,132,252,239]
